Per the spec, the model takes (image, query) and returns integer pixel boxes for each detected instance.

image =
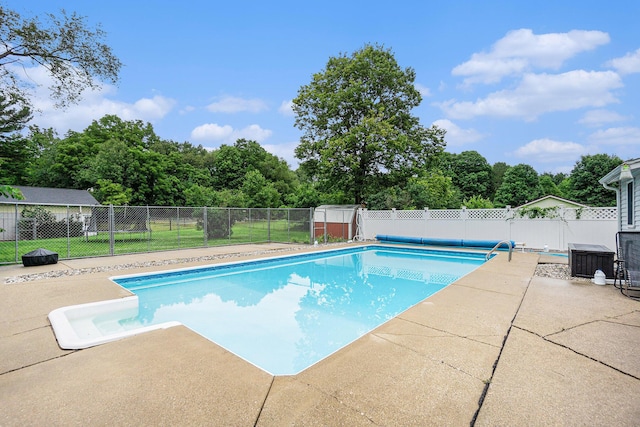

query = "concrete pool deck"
[1,243,639,425]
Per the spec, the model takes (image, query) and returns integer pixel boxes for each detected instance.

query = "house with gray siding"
[599,158,639,232]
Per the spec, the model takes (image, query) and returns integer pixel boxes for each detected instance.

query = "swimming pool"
[50,245,487,375]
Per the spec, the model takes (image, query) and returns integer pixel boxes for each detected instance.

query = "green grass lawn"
[0,220,311,264]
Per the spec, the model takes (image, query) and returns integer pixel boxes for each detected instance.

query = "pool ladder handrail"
[486,240,513,262]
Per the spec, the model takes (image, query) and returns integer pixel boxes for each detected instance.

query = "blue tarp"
[376,235,514,249]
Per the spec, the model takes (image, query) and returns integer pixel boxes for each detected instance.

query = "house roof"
[599,158,640,185]
[0,186,100,205]
[516,195,588,209]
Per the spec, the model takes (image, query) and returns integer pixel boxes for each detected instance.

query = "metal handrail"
[486,240,513,261]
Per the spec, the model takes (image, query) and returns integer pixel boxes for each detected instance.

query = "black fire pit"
[22,248,59,267]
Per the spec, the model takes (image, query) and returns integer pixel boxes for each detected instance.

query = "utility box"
[568,243,614,279]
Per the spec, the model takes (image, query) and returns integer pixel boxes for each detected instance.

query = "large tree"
[292,44,446,204]
[0,5,121,108]
[493,164,542,207]
[568,154,621,206]
[439,150,493,201]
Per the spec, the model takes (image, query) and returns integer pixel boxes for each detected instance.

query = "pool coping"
[2,242,639,425]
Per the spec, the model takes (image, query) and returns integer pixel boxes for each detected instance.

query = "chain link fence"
[0,203,314,264]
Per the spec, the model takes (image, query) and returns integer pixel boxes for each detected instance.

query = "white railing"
[358,207,618,251]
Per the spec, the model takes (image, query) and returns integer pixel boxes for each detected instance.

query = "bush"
[18,206,84,240]
[195,208,239,239]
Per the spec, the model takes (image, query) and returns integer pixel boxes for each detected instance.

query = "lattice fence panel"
[428,210,462,220]
[467,209,510,220]
[396,210,425,220]
[365,210,392,219]
[564,207,618,220]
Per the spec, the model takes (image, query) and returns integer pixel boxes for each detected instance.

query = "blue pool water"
[112,246,485,375]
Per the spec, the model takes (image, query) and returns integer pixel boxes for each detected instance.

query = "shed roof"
[0,186,100,205]
[315,205,360,210]
[516,195,587,209]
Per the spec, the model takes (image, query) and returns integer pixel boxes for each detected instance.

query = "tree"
[241,170,282,208]
[367,171,461,210]
[0,92,31,134]
[491,162,509,199]
[210,139,298,202]
[0,6,121,108]
[440,151,493,200]
[568,154,621,206]
[493,164,542,207]
[92,179,131,205]
[0,93,35,184]
[539,174,563,198]
[406,172,461,209]
[293,44,446,204]
[0,184,22,199]
[463,195,494,209]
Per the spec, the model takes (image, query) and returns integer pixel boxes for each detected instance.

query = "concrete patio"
[1,243,639,426]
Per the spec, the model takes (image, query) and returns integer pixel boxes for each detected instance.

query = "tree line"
[0,6,621,209]
[1,112,620,208]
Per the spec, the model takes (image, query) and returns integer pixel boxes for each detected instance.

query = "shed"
[516,195,587,209]
[0,186,99,241]
[313,205,360,240]
[599,158,640,232]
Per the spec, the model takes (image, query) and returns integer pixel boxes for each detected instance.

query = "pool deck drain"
[1,243,639,425]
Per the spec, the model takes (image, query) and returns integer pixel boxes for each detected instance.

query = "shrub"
[19,206,84,240]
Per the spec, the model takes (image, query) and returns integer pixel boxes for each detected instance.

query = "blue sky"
[11,0,640,174]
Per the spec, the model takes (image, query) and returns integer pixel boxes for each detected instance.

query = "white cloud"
[440,70,622,120]
[432,119,484,147]
[190,123,272,144]
[131,96,176,119]
[179,105,196,115]
[578,109,628,127]
[31,91,175,134]
[237,124,273,141]
[513,138,587,163]
[605,48,640,75]
[414,83,431,97]
[190,123,234,140]
[588,126,640,145]
[206,96,268,113]
[453,29,610,85]
[262,141,299,167]
[32,88,175,134]
[12,64,176,133]
[278,100,295,117]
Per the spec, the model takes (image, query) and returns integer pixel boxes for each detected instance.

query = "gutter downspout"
[601,179,621,232]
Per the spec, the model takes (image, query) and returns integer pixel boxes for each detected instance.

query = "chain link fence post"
[109,205,115,256]
[203,207,208,247]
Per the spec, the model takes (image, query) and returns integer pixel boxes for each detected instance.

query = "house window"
[627,181,634,225]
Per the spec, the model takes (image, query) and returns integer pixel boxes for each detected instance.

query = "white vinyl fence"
[357,207,618,251]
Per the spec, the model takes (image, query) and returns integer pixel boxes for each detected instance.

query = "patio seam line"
[512,325,640,381]
[0,350,77,376]
[542,319,608,337]
[393,316,503,349]
[469,272,533,426]
[608,309,640,324]
[452,281,527,297]
[4,323,52,337]
[372,332,486,382]
[253,376,274,427]
[270,377,380,426]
